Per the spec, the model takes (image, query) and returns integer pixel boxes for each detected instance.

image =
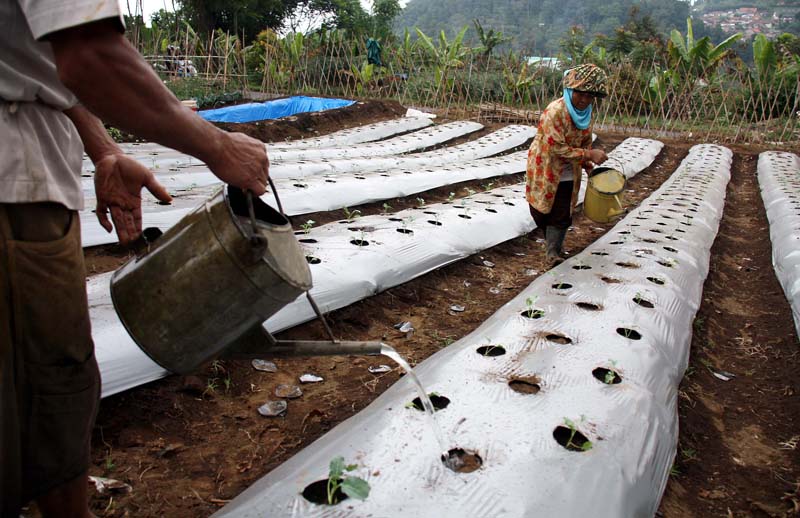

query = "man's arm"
[49,19,268,195]
[64,105,172,245]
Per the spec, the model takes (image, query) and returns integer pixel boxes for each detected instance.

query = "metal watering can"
[584,165,627,224]
[110,184,383,375]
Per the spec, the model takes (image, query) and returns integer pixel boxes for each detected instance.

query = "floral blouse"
[525,97,593,214]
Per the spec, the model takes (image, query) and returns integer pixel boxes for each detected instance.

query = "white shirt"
[0,0,124,210]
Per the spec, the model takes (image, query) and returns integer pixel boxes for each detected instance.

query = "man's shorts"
[0,202,100,514]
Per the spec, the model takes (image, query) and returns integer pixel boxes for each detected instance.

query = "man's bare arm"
[50,20,268,195]
[65,105,172,244]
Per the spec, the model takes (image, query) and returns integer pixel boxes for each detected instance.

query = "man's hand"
[94,154,172,245]
[205,132,270,195]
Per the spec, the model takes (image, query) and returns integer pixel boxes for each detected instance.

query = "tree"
[473,19,511,60]
[179,0,302,41]
[667,17,742,79]
[371,0,402,40]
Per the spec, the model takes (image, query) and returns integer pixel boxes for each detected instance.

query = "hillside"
[395,0,693,53]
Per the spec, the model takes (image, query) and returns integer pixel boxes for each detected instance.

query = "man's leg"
[2,203,99,518]
[36,471,94,518]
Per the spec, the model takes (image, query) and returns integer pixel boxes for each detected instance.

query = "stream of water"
[380,344,449,460]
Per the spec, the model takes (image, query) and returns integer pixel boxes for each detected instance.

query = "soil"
[67,100,799,517]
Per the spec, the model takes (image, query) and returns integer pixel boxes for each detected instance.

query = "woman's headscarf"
[562,64,608,130]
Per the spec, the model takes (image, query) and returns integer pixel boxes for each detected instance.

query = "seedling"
[447,192,456,202]
[342,207,361,220]
[693,316,705,333]
[483,181,495,191]
[416,197,425,207]
[464,188,476,197]
[223,373,233,392]
[203,378,218,398]
[326,456,370,505]
[603,360,619,384]
[563,416,593,451]
[104,454,116,472]
[524,296,544,318]
[301,219,315,234]
[382,203,393,214]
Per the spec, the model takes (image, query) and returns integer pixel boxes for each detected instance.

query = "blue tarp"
[198,96,356,123]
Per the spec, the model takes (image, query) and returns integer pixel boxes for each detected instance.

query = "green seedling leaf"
[581,441,594,451]
[345,464,358,472]
[329,456,345,479]
[341,476,370,500]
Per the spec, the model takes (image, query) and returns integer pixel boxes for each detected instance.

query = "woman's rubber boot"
[545,227,564,266]
[554,226,569,259]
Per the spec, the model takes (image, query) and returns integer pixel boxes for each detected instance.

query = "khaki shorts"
[0,203,100,514]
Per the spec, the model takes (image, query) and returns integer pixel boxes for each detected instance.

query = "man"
[0,1,269,516]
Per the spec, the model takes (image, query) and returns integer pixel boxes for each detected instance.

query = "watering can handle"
[245,190,269,259]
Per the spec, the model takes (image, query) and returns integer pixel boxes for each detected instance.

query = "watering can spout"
[224,325,384,359]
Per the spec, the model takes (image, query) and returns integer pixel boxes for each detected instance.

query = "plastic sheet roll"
[80,116,435,175]
[213,144,729,518]
[269,120,483,162]
[79,125,535,248]
[757,151,800,335]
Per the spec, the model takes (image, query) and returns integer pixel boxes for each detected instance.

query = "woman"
[526,63,609,265]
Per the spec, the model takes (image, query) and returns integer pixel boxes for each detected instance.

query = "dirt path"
[659,152,800,517]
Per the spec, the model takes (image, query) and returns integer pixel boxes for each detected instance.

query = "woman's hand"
[585,148,608,165]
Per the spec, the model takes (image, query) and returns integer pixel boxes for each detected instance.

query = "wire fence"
[133,29,800,147]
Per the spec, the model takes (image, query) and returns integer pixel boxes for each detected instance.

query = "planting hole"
[593,368,622,384]
[423,211,437,215]
[396,228,413,234]
[657,260,674,268]
[663,246,678,253]
[521,308,545,319]
[553,425,592,452]
[485,208,498,213]
[508,377,541,394]
[350,239,369,247]
[476,345,506,357]
[572,265,592,270]
[552,283,573,290]
[408,394,450,412]
[633,296,655,308]
[576,302,601,311]
[458,214,472,219]
[443,449,482,473]
[600,276,622,284]
[302,479,347,505]
[546,333,572,345]
[428,220,442,226]
[615,262,639,269]
[325,179,337,183]
[306,256,321,264]
[591,251,609,256]
[299,238,318,244]
[388,217,403,222]
[617,328,642,340]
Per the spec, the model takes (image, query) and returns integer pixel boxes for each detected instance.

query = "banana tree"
[667,18,742,80]
[753,34,778,82]
[415,25,471,95]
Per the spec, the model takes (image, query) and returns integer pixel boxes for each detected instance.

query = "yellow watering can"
[584,166,626,223]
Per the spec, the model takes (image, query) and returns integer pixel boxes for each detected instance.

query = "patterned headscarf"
[562,64,608,98]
